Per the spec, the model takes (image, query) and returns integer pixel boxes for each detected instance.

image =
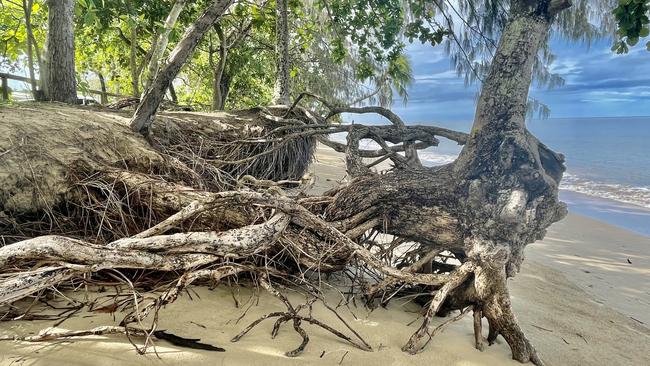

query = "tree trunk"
[30,32,45,100]
[23,0,39,100]
[130,26,140,97]
[29,31,45,95]
[98,72,108,105]
[142,0,187,93]
[1,77,8,100]
[220,73,231,109]
[212,24,228,110]
[452,0,571,275]
[168,82,178,104]
[44,0,76,103]
[130,0,233,134]
[23,2,45,93]
[271,0,290,105]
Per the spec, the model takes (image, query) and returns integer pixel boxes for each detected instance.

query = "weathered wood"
[321,2,571,364]
[0,72,129,100]
[0,2,575,364]
[0,214,289,304]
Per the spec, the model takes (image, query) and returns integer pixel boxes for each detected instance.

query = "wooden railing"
[0,72,129,102]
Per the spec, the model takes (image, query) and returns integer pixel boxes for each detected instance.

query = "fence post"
[1,77,8,101]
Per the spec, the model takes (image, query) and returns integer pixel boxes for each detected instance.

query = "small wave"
[418,151,459,166]
[324,136,650,209]
[560,173,650,209]
[416,154,650,209]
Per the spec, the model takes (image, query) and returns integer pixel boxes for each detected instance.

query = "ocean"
[339,116,650,237]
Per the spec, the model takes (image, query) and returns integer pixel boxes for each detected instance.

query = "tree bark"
[22,0,39,100]
[453,0,571,275]
[44,0,76,103]
[220,73,231,109]
[168,82,178,104]
[271,0,290,105]
[142,0,187,93]
[98,72,108,104]
[212,24,228,110]
[130,0,233,134]
[130,26,140,97]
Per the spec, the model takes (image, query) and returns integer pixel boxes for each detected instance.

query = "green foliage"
[0,0,46,72]
[11,3,638,132]
[0,0,456,109]
[5,0,623,114]
[321,0,447,80]
[612,0,650,53]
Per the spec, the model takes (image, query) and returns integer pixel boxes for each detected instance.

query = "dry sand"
[1,145,648,366]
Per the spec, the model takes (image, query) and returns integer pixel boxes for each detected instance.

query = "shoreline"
[559,189,650,238]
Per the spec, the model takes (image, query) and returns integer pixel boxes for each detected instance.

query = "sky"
[377,38,650,124]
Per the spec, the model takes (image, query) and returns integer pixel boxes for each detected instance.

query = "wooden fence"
[0,72,129,102]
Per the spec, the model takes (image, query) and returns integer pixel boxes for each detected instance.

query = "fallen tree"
[0,1,572,365]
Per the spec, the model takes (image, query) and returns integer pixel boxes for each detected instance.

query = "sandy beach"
[1,145,648,366]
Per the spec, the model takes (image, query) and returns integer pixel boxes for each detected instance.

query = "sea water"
[336,116,650,237]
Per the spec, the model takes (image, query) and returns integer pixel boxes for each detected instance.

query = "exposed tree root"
[473,265,545,366]
[231,274,372,357]
[0,325,147,342]
[473,305,487,351]
[402,261,475,354]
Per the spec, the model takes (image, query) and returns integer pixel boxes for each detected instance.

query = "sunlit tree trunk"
[130,26,140,97]
[130,0,233,134]
[44,0,76,103]
[212,24,228,110]
[142,0,187,93]
[271,0,290,105]
[22,0,39,100]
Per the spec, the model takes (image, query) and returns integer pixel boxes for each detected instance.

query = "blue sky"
[380,38,650,123]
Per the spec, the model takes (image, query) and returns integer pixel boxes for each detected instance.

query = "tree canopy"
[0,0,637,110]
